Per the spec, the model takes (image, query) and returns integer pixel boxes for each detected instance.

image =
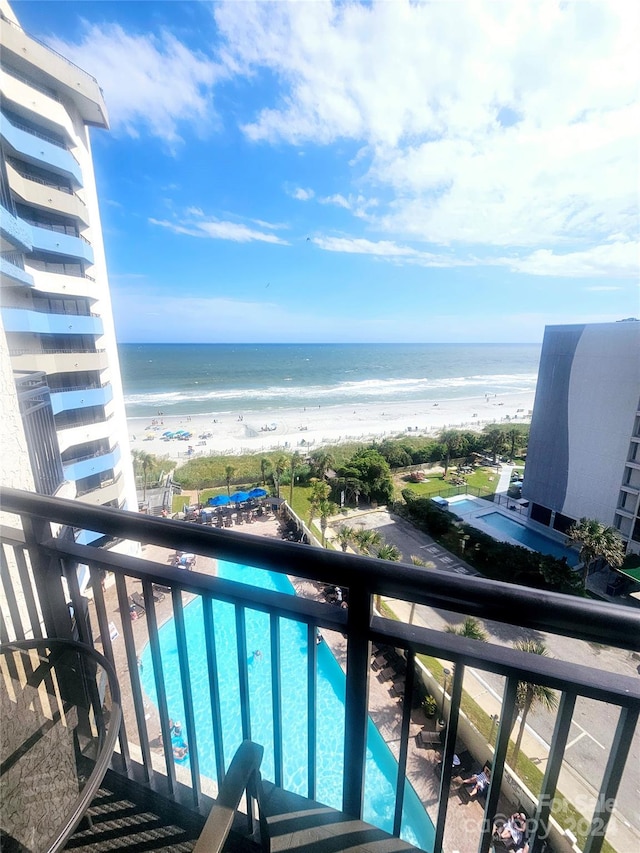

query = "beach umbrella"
[230,491,250,503]
[162,430,173,437]
[208,495,231,507]
[248,487,267,499]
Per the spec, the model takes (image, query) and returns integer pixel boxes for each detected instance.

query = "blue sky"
[13,1,639,343]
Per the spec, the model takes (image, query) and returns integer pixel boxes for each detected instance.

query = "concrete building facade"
[523,321,640,554]
[0,1,137,543]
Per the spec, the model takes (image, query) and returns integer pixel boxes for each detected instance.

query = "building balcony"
[0,250,34,286]
[0,489,638,853]
[0,199,33,251]
[6,161,90,226]
[51,382,112,415]
[25,264,95,297]
[1,306,103,337]
[28,222,94,264]
[0,10,108,127]
[0,110,82,185]
[8,347,109,374]
[74,472,123,505]
[62,442,120,482]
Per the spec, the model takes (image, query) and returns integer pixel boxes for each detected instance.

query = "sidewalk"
[388,597,640,853]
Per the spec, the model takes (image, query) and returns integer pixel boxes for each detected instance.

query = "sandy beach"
[127,390,535,463]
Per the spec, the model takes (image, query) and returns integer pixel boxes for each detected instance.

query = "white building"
[0,0,137,546]
[523,320,640,554]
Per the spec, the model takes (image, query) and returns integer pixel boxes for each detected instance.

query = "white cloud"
[215,0,639,277]
[47,23,223,143]
[291,187,315,201]
[312,235,471,268]
[501,241,639,278]
[150,217,289,245]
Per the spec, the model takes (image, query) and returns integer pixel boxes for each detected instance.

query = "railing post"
[21,515,73,640]
[342,583,371,818]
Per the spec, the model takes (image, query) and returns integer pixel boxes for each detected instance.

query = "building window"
[530,503,552,526]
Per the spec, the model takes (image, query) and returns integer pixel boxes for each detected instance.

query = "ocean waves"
[124,371,538,411]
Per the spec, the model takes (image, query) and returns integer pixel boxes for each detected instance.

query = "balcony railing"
[0,488,638,853]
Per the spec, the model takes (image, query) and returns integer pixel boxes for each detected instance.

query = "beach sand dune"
[128,391,534,463]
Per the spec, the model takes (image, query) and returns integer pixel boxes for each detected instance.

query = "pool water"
[475,512,579,566]
[448,497,485,515]
[140,560,434,851]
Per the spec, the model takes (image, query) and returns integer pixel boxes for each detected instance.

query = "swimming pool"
[473,512,579,566]
[140,560,434,850]
[448,497,487,516]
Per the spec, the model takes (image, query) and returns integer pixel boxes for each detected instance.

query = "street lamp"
[442,667,451,699]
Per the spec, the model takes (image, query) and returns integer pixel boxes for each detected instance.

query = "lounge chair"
[371,654,387,670]
[377,666,395,682]
[390,679,405,698]
[130,591,147,612]
[416,729,442,748]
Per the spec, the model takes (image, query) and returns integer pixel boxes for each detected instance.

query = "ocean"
[118,343,541,420]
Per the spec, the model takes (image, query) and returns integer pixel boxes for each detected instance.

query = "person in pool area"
[173,744,188,760]
[461,764,491,797]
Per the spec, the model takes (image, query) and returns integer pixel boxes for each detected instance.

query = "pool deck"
[91,512,506,853]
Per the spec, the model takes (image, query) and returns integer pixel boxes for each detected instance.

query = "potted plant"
[422,695,437,719]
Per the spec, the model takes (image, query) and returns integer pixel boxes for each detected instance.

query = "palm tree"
[308,479,331,526]
[565,518,625,588]
[439,430,463,477]
[260,457,271,487]
[511,640,558,764]
[336,526,355,552]
[133,450,154,500]
[272,455,287,499]
[445,617,487,641]
[484,426,507,463]
[318,499,338,546]
[506,426,523,461]
[352,529,382,555]
[289,451,301,506]
[376,543,401,562]
[224,465,236,496]
[310,449,334,480]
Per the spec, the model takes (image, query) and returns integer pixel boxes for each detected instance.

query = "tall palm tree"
[439,430,463,477]
[511,640,558,764]
[484,426,507,463]
[224,465,236,496]
[565,518,625,588]
[336,526,355,552]
[308,479,330,525]
[133,450,154,500]
[272,455,287,499]
[310,449,335,480]
[506,426,523,461]
[445,617,487,641]
[289,452,302,506]
[318,499,338,546]
[260,457,271,487]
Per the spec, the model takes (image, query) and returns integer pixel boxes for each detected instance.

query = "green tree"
[310,449,335,480]
[318,499,338,546]
[132,450,155,500]
[260,457,271,487]
[336,526,355,552]
[338,448,394,505]
[272,455,287,499]
[352,528,383,555]
[224,465,236,496]
[511,640,558,764]
[289,451,302,506]
[565,518,625,588]
[505,426,525,461]
[376,543,401,562]
[445,617,488,641]
[483,426,507,463]
[308,479,331,526]
[439,430,464,477]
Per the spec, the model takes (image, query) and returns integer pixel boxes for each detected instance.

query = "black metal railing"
[0,488,638,853]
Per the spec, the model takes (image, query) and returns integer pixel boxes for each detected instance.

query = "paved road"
[326,507,640,838]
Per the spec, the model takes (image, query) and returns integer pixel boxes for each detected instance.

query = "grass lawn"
[398,466,499,499]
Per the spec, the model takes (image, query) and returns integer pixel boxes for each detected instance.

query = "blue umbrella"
[248,488,267,499]
[230,491,250,503]
[208,494,231,506]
